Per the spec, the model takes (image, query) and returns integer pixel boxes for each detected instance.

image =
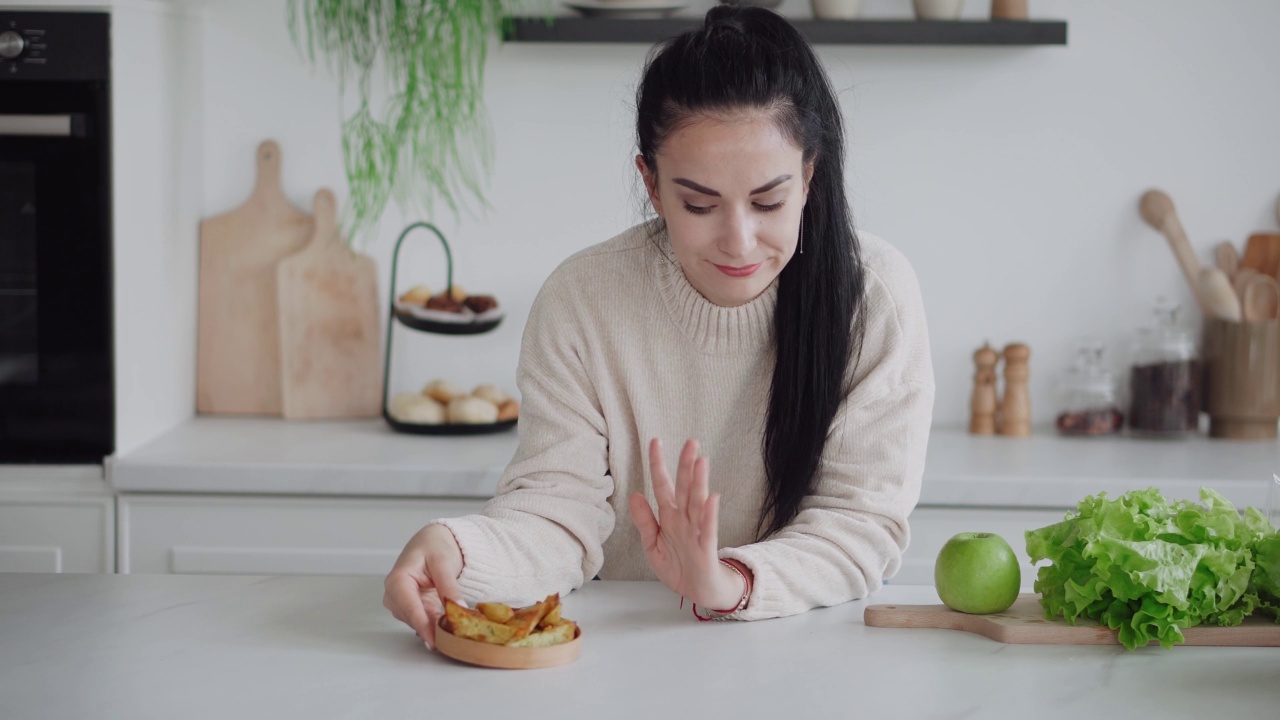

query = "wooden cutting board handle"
[276,189,382,420]
[196,140,312,415]
[864,594,1280,646]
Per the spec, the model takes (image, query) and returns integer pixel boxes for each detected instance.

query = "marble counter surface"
[106,417,1280,510]
[0,574,1275,720]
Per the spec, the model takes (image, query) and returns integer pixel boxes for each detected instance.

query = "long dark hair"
[635,6,866,539]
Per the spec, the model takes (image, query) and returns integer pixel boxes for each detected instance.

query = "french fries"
[441,594,578,648]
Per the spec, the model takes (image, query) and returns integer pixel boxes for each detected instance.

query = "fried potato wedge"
[440,594,576,648]
[444,599,518,644]
[506,621,577,648]
[477,602,515,624]
[507,595,554,639]
[539,603,562,629]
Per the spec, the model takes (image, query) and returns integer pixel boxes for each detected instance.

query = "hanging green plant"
[287,0,545,245]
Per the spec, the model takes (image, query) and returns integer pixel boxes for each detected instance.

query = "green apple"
[934,532,1021,614]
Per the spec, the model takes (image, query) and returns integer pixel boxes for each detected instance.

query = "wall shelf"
[504,17,1068,46]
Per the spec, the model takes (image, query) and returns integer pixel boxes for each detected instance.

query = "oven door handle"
[0,114,87,137]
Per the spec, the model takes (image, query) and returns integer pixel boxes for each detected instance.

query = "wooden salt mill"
[998,343,1031,437]
[969,343,1000,435]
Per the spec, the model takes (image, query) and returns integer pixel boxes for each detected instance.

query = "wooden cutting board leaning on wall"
[276,188,382,420]
[196,140,313,415]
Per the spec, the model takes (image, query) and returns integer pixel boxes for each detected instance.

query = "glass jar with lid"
[1127,297,1201,436]
[1055,339,1124,436]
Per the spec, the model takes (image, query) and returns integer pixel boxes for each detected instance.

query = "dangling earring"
[798,216,804,256]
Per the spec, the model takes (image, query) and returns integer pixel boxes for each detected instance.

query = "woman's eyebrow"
[672,174,792,197]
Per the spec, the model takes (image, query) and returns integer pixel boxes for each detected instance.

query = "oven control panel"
[0,12,108,82]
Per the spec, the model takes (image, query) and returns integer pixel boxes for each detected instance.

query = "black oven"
[0,11,112,464]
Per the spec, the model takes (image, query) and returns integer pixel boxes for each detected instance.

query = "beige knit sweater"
[436,222,934,620]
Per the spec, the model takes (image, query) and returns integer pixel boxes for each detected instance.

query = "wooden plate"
[434,621,582,669]
[385,415,517,436]
[393,306,503,335]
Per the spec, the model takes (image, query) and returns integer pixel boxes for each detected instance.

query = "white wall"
[188,0,1280,429]
[110,2,203,454]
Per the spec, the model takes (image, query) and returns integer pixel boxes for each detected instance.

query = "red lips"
[713,262,762,278]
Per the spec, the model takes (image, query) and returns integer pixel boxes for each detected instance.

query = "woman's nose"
[719,207,756,259]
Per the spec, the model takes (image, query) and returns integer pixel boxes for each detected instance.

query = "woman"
[384,5,934,646]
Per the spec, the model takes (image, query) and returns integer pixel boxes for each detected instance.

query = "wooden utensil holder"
[1202,318,1280,439]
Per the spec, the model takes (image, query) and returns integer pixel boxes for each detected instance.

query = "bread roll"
[398,284,432,305]
[471,383,511,407]
[390,393,445,424]
[448,396,499,424]
[497,400,520,422]
[422,379,465,405]
[445,284,466,302]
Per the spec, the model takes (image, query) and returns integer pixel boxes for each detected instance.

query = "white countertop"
[0,575,1274,720]
[106,417,1280,510]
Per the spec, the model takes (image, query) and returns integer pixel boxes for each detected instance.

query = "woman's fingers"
[384,570,434,642]
[699,493,721,555]
[648,438,676,514]
[688,456,709,527]
[628,492,660,551]
[427,553,463,606]
[675,439,698,512]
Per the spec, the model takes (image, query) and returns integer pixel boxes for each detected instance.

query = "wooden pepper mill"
[969,342,1000,435]
[998,343,1032,436]
[991,0,1029,19]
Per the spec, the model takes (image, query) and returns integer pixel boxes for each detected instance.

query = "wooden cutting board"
[276,188,382,420]
[864,594,1280,647]
[197,140,312,415]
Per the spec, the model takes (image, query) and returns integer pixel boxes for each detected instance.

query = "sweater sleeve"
[719,243,935,620]
[433,269,615,606]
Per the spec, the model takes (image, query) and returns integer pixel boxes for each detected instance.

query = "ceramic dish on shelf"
[563,1,689,20]
[384,413,517,436]
[434,620,582,670]
[392,301,504,335]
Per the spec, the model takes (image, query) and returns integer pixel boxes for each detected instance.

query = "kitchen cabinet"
[106,417,1280,580]
[0,468,114,573]
[117,494,484,575]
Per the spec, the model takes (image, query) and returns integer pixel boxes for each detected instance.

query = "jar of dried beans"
[1127,299,1201,436]
[1055,340,1124,436]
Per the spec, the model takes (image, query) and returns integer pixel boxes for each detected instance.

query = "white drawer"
[896,507,1068,589]
[119,494,485,576]
[0,496,115,573]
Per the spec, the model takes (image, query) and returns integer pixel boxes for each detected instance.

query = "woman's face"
[638,112,813,308]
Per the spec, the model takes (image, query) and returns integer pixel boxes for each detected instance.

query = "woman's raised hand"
[382,523,464,648]
[628,438,744,611]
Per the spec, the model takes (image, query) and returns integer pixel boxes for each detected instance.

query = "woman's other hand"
[383,523,464,648]
[629,438,745,611]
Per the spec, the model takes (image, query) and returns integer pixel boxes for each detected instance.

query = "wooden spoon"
[1140,190,1207,316]
[1200,268,1242,322]
[1241,273,1280,322]
[1214,241,1239,282]
[1233,267,1260,305]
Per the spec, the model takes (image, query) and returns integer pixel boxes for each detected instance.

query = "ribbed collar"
[646,226,777,356]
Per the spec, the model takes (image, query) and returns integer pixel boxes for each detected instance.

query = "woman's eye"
[754,201,784,213]
[683,203,712,215]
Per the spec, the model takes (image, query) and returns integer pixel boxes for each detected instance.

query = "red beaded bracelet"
[682,559,751,622]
